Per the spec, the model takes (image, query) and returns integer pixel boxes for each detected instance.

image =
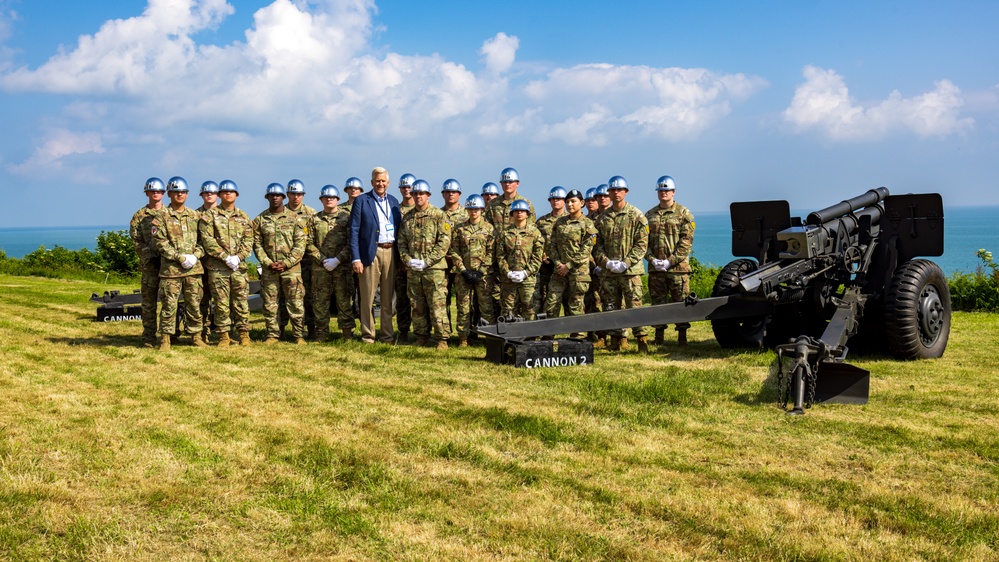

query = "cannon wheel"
[711,259,766,348]
[884,259,951,359]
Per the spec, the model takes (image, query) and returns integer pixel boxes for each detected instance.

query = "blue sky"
[0,0,997,227]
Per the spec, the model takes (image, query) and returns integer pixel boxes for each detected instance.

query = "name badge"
[381,222,394,237]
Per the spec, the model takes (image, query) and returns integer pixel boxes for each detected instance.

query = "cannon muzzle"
[806,186,889,226]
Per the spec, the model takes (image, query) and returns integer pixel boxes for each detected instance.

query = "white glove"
[606,260,627,273]
[181,254,197,269]
[514,270,528,283]
[660,258,671,271]
[507,271,517,281]
[225,255,240,271]
[408,259,425,271]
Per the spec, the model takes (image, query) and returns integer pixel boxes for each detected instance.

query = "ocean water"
[1,206,995,275]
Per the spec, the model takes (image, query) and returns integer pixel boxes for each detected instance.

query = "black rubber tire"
[710,259,766,348]
[884,259,951,359]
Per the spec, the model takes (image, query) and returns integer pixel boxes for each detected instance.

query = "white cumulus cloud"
[0,0,774,178]
[782,65,973,140]
[479,32,518,75]
[523,64,767,144]
[7,129,107,180]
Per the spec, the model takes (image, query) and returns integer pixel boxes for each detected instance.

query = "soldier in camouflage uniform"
[284,179,318,339]
[342,177,365,324]
[394,174,417,343]
[486,168,535,321]
[440,179,465,328]
[199,180,253,348]
[447,194,496,347]
[593,176,650,353]
[496,199,544,321]
[544,189,596,339]
[583,187,607,347]
[195,181,220,341]
[485,167,536,227]
[308,185,355,341]
[533,186,567,314]
[595,183,612,214]
[151,176,205,351]
[398,180,452,350]
[129,177,166,347]
[254,183,308,345]
[481,182,500,205]
[646,175,696,346]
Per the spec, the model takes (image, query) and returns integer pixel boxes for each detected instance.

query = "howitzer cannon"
[477,187,950,414]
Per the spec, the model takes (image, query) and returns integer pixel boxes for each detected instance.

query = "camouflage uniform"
[130,206,163,343]
[545,214,596,337]
[496,222,544,320]
[485,195,536,228]
[485,196,534,317]
[199,206,253,336]
[395,201,416,337]
[447,218,496,338]
[532,210,565,313]
[152,206,205,336]
[594,203,649,339]
[284,203,318,335]
[584,209,607,342]
[253,209,307,340]
[442,205,466,327]
[340,199,362,323]
[646,202,696,333]
[195,204,217,336]
[398,204,452,343]
[308,208,355,338]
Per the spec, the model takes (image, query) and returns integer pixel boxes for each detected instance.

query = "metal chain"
[805,365,818,409]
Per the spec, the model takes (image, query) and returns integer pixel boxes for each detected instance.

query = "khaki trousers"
[359,245,396,342]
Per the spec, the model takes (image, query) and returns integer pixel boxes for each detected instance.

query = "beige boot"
[192,333,208,347]
[637,336,649,354]
[159,334,171,352]
[436,339,449,351]
[263,336,280,345]
[217,332,231,348]
[677,329,688,347]
[295,337,307,346]
[458,337,468,348]
[239,331,252,346]
[618,337,630,351]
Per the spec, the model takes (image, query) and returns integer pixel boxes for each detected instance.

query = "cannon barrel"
[805,187,889,226]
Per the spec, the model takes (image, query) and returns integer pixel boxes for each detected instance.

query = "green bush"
[689,256,721,299]
[948,249,999,312]
[96,229,140,275]
[0,240,138,284]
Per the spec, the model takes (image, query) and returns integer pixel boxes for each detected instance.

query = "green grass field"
[1,275,997,561]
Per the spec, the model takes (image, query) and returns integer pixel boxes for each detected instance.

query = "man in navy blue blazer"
[350,167,403,343]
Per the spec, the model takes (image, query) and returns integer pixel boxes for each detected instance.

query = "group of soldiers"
[129,167,695,353]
